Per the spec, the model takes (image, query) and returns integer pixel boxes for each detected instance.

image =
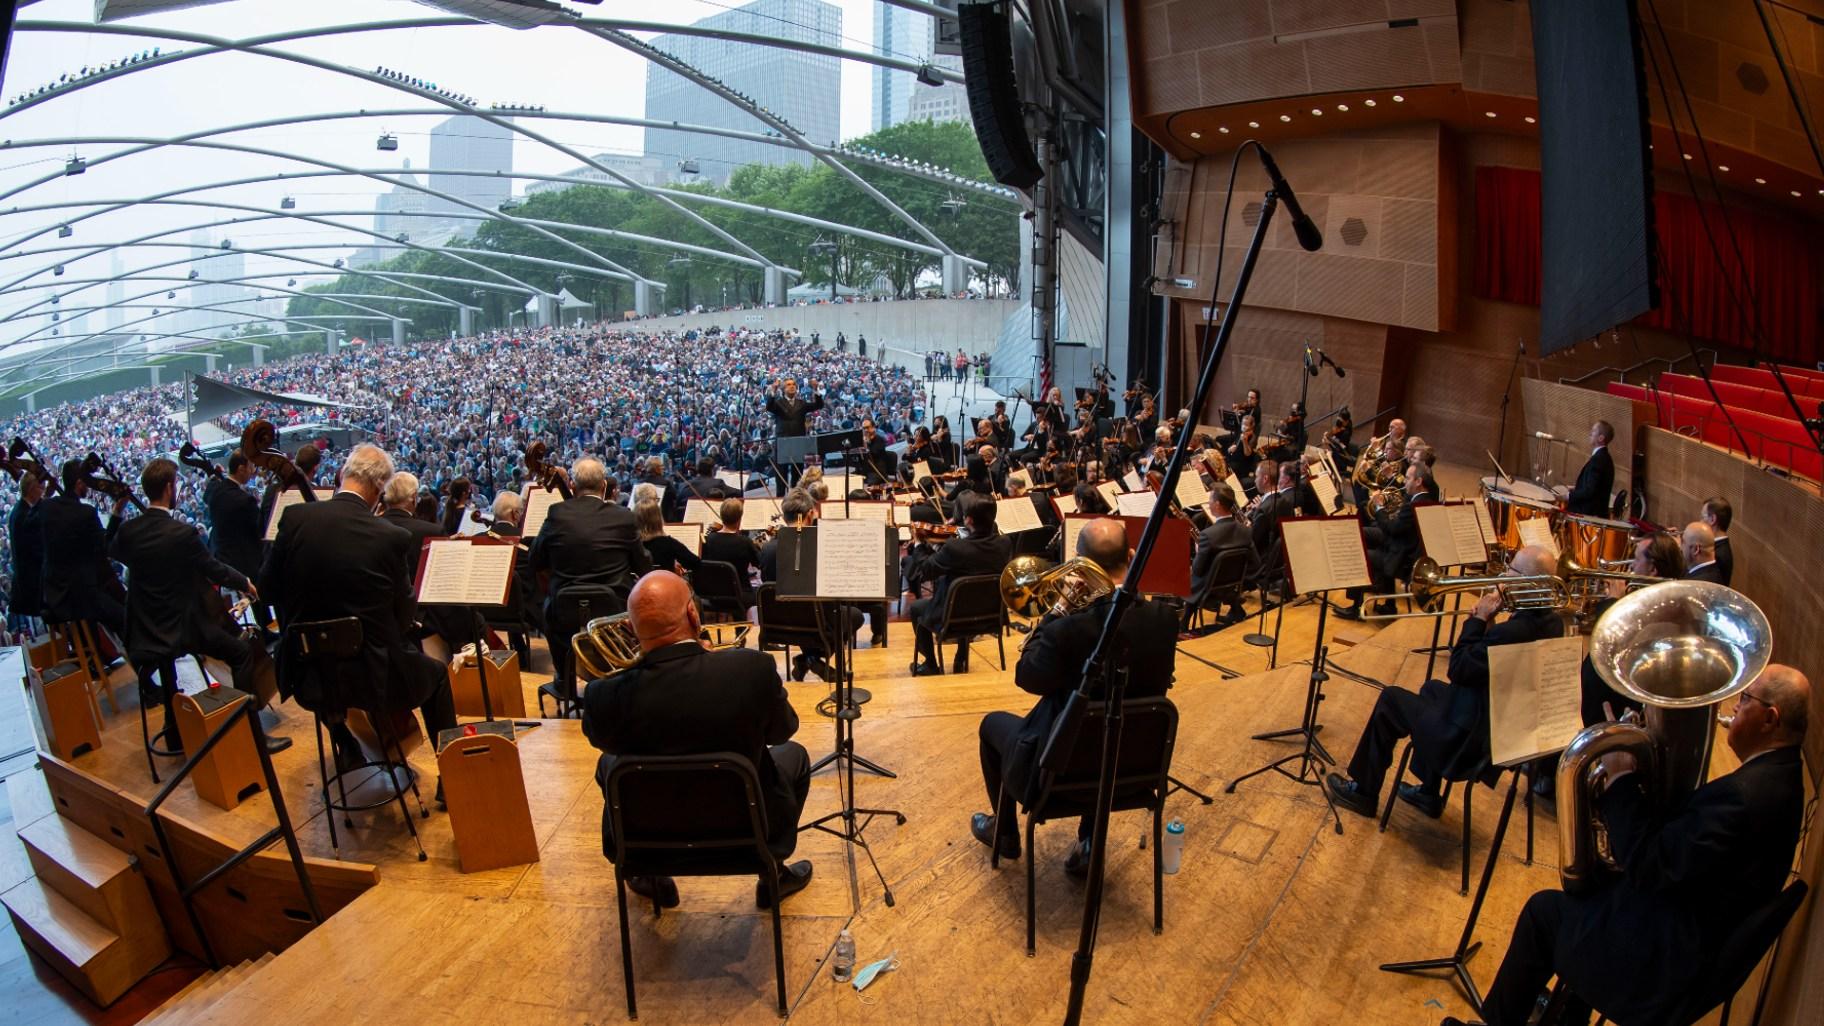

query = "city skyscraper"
[872,8,972,133]
[428,115,513,219]
[642,0,841,185]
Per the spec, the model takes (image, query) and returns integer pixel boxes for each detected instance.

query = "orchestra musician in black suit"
[946,449,1007,503]
[1565,420,1615,517]
[989,402,1015,451]
[1446,665,1809,1026]
[1327,545,1565,819]
[530,458,652,696]
[41,459,129,639]
[908,497,1014,676]
[379,471,457,657]
[680,458,730,505]
[259,445,457,789]
[1289,456,1327,517]
[1186,484,1257,627]
[109,458,274,753]
[1701,495,1734,586]
[702,498,762,610]
[971,518,1178,872]
[203,451,263,581]
[1681,522,1727,584]
[857,419,892,485]
[581,570,814,910]
[7,471,47,627]
[1245,460,1291,587]
[1337,464,1439,620]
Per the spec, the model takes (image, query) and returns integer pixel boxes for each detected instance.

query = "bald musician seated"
[1326,545,1565,819]
[581,572,813,910]
[972,518,1178,873]
[1444,666,1810,1026]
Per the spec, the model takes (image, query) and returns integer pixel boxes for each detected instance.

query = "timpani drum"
[1480,477,1561,554]
[1564,513,1634,567]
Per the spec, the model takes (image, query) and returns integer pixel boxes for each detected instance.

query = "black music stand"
[776,523,905,907]
[1225,516,1372,835]
[413,537,517,732]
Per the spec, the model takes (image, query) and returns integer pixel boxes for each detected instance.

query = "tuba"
[1555,581,1770,893]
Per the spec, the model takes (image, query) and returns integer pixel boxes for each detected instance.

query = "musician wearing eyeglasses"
[1444,666,1810,1026]
[1325,544,1565,820]
[970,518,1177,874]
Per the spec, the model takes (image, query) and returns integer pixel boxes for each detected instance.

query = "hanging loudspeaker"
[959,1,1043,190]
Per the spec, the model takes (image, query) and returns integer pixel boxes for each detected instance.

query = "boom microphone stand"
[1056,142,1320,1025]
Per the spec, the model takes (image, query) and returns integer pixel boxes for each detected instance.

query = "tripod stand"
[799,600,903,907]
[1225,590,1345,834]
[808,604,895,779]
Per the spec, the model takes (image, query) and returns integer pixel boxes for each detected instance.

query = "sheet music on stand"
[1310,468,1341,514]
[910,460,934,486]
[1417,503,1488,568]
[996,496,1045,534]
[1279,516,1371,595]
[716,470,746,492]
[1006,467,1033,492]
[1095,480,1122,511]
[1471,501,1498,549]
[682,497,719,526]
[1061,514,1094,562]
[1052,492,1079,516]
[1121,469,1144,492]
[264,489,306,542]
[1172,467,1210,511]
[1114,490,1158,518]
[660,523,702,556]
[845,500,893,526]
[1225,472,1247,503]
[774,522,899,602]
[1517,516,1560,557]
[521,486,564,538]
[739,496,782,532]
[1487,635,1586,766]
[413,537,519,608]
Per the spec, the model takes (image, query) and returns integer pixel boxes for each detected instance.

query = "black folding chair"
[540,584,625,718]
[1183,546,1252,631]
[755,583,829,675]
[692,560,749,622]
[933,574,1007,672]
[286,617,428,862]
[603,752,790,1019]
[1378,740,1508,896]
[992,697,1179,955]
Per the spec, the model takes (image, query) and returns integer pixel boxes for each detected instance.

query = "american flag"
[1037,347,1053,401]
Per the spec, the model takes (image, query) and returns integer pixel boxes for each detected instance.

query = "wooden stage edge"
[9,578,1752,1024]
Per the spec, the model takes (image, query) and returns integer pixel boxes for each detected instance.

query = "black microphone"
[1254,146,1323,252]
[1304,345,1318,378]
[1316,349,1345,379]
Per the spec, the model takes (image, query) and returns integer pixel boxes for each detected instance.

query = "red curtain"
[1472,166,1822,362]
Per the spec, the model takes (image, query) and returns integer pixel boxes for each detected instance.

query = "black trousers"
[980,711,1091,842]
[909,599,967,667]
[1483,890,1593,1026]
[396,647,458,741]
[596,741,812,866]
[1344,680,1459,799]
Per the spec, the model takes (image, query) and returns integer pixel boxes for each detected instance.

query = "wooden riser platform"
[19,593,1751,1025]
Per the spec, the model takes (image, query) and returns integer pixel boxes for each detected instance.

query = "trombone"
[1361,557,1569,619]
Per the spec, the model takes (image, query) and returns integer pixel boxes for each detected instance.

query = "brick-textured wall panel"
[1142,54,1205,116]
[1196,40,1313,107]
[1273,0,1389,37]
[1182,302,1389,430]
[1306,26,1440,94]
[1324,194,1383,258]
[1296,251,1408,323]
[1356,137,1439,200]
[1167,0,1273,55]
[1400,261,1441,327]
[1519,379,1635,500]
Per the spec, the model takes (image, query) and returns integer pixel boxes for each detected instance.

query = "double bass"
[523,441,572,499]
[241,419,317,502]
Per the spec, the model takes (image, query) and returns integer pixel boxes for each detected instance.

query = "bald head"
[1509,544,1556,578]
[1682,521,1716,565]
[1076,517,1131,583]
[1758,665,1811,743]
[626,571,700,652]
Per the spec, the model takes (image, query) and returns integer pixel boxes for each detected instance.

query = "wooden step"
[139,966,224,1026]
[17,814,156,934]
[1,873,137,1006]
[169,953,270,1022]
[4,765,55,832]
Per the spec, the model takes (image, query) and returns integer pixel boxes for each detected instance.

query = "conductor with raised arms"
[765,377,824,438]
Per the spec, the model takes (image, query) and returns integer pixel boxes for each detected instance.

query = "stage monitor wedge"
[959,1,1045,190]
[1530,0,1659,355]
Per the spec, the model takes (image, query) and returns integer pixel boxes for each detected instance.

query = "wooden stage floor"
[3,592,1637,1026]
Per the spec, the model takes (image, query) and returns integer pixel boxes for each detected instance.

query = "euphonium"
[1555,581,1770,893]
[999,555,1115,619]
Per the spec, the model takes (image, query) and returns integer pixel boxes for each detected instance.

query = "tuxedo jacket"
[1566,446,1614,517]
[765,393,823,437]
[1189,517,1256,599]
[529,494,651,604]
[1686,562,1727,585]
[917,531,1013,630]
[109,507,248,665]
[1427,606,1565,776]
[204,477,264,580]
[7,499,45,617]
[1370,493,1436,583]
[1560,745,1804,1023]
[1714,535,1733,586]
[582,642,802,858]
[39,493,122,624]
[1002,595,1177,805]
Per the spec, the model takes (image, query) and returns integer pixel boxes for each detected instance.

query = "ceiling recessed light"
[1391,94,1405,102]
[1364,98,1377,107]
[1524,116,1536,124]
[1311,108,1323,116]
[1755,177,1767,184]
[1682,153,1692,160]
[1336,103,1349,112]
[1279,114,1292,122]
[1718,164,1730,171]
[1248,120,1260,128]
[1791,190,1802,197]
[1189,131,1202,139]
[1484,111,1497,118]
[1218,126,1230,134]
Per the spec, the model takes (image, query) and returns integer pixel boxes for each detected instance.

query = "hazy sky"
[0,0,907,350]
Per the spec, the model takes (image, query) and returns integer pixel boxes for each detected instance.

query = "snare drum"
[1564,513,1634,567]
[1481,477,1561,554]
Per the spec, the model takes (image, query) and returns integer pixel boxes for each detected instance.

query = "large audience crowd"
[0,324,925,620]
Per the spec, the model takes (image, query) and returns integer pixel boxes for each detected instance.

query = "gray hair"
[491,490,523,522]
[631,481,661,508]
[382,470,418,510]
[343,444,394,494]
[572,458,607,495]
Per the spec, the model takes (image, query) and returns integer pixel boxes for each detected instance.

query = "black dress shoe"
[1063,838,1092,878]
[1334,604,1363,621]
[871,633,887,648]
[1439,1017,1485,1026]
[908,660,942,677]
[1396,782,1444,819]
[628,875,680,908]
[756,860,813,908]
[971,812,1020,860]
[262,734,293,755]
[805,656,837,682]
[1324,773,1377,818]
[789,654,809,682]
[1373,600,1397,616]
[434,777,447,811]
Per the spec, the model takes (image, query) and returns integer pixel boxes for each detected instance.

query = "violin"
[178,441,225,479]
[523,441,573,499]
[240,419,318,502]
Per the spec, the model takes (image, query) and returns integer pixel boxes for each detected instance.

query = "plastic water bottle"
[832,928,856,983]
[1161,819,1186,875]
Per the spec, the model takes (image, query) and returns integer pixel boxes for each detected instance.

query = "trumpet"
[1360,557,1569,619]
[1000,555,1115,620]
